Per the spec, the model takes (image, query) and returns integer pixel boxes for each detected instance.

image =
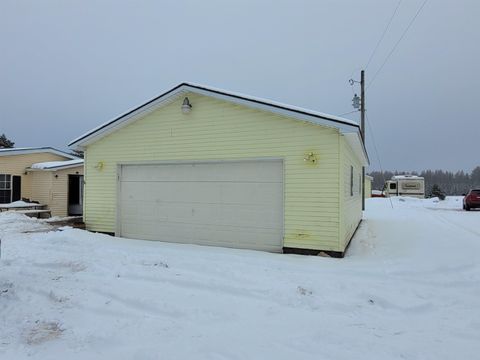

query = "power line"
[365,0,403,70]
[337,109,360,117]
[367,0,429,90]
[365,112,394,208]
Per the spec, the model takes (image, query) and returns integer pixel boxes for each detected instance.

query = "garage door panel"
[122,222,282,252]
[123,200,281,229]
[119,160,283,252]
[121,181,281,205]
[121,161,283,183]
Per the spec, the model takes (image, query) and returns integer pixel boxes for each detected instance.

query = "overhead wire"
[337,109,360,117]
[365,0,404,70]
[367,0,429,90]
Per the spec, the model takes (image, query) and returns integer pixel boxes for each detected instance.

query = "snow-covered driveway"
[1,197,479,360]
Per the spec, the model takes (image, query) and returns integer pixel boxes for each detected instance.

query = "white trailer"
[384,175,425,198]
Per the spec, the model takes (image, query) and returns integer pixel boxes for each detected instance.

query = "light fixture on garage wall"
[181,97,192,114]
[304,152,317,164]
[94,161,104,171]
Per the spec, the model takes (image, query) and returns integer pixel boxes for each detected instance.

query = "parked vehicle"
[463,189,480,211]
[384,175,425,198]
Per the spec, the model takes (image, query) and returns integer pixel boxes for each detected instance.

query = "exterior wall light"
[304,152,317,164]
[181,97,192,114]
[94,161,104,170]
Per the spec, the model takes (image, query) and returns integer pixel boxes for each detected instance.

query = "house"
[69,83,369,256]
[365,175,373,199]
[0,147,83,216]
[26,159,84,216]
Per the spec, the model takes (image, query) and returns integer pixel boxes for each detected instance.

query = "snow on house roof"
[28,159,84,171]
[0,147,78,159]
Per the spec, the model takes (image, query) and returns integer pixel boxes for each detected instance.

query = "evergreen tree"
[471,166,480,187]
[0,133,14,148]
[430,184,446,200]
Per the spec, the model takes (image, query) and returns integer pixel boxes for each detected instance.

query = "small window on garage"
[350,166,353,196]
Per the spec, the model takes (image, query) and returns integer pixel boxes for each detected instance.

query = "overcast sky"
[1,0,478,172]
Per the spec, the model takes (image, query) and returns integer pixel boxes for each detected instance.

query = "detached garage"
[69,83,368,256]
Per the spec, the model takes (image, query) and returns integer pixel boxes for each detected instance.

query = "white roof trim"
[343,132,370,166]
[69,82,361,149]
[0,147,78,160]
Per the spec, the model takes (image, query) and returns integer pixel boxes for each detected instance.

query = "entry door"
[68,175,84,215]
[118,160,284,252]
[12,176,21,202]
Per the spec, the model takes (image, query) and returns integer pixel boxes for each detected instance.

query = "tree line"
[369,167,480,195]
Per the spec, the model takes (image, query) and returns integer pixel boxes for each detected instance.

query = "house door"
[12,176,21,202]
[68,175,83,216]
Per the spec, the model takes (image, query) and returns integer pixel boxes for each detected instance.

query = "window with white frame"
[0,174,12,204]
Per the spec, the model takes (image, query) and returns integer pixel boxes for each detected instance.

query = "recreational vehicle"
[384,175,425,198]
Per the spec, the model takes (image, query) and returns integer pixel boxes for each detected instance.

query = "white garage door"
[118,160,284,252]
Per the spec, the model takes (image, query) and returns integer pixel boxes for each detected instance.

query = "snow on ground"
[0,200,44,208]
[0,197,479,359]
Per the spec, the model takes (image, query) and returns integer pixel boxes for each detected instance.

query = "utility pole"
[360,70,366,211]
[350,71,366,211]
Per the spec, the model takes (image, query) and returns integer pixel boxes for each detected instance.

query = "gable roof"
[0,147,78,160]
[68,82,368,165]
[27,159,84,171]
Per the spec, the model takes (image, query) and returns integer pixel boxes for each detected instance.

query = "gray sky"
[1,0,478,172]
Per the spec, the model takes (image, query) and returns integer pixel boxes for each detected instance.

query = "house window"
[350,166,353,196]
[0,174,12,204]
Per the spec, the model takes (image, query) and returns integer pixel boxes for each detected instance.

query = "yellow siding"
[31,171,53,206]
[339,136,363,249]
[51,166,84,217]
[84,93,343,251]
[30,166,84,217]
[0,153,68,200]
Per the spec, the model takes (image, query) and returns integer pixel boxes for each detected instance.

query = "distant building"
[385,175,425,198]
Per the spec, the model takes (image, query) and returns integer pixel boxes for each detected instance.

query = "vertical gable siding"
[339,135,363,249]
[84,93,342,251]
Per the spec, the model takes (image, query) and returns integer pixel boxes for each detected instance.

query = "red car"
[463,189,480,210]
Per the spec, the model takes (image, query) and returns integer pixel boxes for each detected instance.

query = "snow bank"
[0,200,41,208]
[0,212,52,235]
